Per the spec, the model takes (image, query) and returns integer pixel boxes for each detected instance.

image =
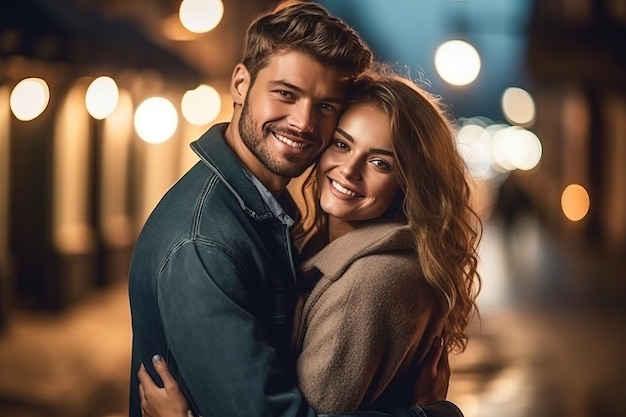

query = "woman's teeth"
[331,180,357,197]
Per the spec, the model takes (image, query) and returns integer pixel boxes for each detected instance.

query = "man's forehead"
[259,51,351,98]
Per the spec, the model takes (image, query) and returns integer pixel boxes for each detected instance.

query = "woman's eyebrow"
[335,127,354,142]
[369,147,394,156]
[336,127,394,156]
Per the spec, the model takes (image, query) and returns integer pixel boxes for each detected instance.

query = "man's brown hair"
[242,0,372,83]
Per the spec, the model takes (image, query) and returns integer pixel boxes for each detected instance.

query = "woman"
[138,66,482,416]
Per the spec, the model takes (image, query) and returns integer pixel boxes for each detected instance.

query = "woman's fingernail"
[152,354,163,364]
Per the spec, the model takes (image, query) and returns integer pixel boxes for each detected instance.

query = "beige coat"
[292,221,444,413]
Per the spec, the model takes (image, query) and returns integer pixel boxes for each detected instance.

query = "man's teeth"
[276,133,306,149]
[331,180,357,197]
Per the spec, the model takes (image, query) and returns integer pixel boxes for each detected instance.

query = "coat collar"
[302,221,413,282]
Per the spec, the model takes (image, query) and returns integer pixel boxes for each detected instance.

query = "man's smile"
[274,132,308,149]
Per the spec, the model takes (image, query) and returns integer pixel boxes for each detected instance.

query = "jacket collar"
[190,123,275,220]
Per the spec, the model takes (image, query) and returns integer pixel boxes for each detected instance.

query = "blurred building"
[0,0,624,322]
[526,0,626,243]
[0,0,274,322]
[520,0,626,304]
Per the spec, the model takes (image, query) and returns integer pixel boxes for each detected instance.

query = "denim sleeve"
[158,241,315,417]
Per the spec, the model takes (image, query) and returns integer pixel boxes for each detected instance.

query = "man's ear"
[231,63,250,105]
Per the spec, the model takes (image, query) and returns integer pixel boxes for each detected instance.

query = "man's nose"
[288,101,315,133]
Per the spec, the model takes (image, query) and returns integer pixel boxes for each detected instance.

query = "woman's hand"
[137,354,191,417]
[413,336,450,404]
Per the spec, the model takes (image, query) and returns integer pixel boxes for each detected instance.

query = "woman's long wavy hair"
[292,65,482,353]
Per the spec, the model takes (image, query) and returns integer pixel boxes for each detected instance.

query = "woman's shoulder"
[305,221,420,283]
[309,221,412,262]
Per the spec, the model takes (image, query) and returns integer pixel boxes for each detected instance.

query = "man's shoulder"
[189,123,230,161]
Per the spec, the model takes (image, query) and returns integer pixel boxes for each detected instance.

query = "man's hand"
[138,354,190,417]
[413,337,450,404]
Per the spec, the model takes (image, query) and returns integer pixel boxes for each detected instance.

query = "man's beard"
[238,97,317,179]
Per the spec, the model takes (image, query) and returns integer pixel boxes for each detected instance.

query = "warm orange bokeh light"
[561,184,590,221]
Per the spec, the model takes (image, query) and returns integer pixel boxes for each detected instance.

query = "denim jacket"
[128,124,463,417]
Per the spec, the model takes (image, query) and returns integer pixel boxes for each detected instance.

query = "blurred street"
[448,217,626,417]
[0,215,624,417]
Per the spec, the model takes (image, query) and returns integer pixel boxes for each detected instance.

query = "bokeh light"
[504,127,542,171]
[85,76,120,120]
[492,126,542,171]
[181,84,221,126]
[434,40,481,86]
[502,87,536,126]
[561,184,590,221]
[456,122,494,179]
[134,97,178,144]
[9,77,50,121]
[456,117,543,182]
[179,0,224,33]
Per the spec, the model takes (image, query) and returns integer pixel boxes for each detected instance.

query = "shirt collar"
[242,166,294,227]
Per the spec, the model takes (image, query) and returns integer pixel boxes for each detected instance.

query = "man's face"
[238,51,349,181]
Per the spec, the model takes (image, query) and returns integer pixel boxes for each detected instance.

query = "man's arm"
[157,242,313,417]
[139,354,464,417]
[152,242,463,417]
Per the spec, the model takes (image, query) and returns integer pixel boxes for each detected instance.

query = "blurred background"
[0,0,624,416]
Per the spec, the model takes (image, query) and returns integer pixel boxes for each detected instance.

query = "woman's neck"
[327,216,359,242]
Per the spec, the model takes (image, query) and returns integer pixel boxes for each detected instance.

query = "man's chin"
[274,155,316,178]
[272,166,309,179]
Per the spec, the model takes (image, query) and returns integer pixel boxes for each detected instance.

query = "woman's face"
[317,103,401,223]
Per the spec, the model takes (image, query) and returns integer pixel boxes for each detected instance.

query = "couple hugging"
[129,2,481,417]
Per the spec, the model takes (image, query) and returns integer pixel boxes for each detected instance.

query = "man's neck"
[223,123,290,197]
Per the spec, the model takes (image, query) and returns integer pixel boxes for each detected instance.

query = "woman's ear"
[231,63,250,105]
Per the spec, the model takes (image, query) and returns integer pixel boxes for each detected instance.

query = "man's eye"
[277,90,294,99]
[319,103,338,115]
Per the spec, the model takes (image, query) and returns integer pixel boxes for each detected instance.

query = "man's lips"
[273,131,309,149]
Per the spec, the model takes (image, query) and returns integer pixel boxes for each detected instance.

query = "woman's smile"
[329,178,362,198]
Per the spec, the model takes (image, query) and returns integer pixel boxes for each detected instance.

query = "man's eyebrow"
[269,80,344,104]
[269,80,303,93]
[336,127,394,156]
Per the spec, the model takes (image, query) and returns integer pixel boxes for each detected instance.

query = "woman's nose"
[340,158,363,180]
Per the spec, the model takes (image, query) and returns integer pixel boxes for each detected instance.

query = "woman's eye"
[333,140,348,150]
[372,159,391,171]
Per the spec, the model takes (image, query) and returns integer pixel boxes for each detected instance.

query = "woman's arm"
[138,355,191,417]
[137,342,449,417]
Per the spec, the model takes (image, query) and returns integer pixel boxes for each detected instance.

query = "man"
[129,2,461,416]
